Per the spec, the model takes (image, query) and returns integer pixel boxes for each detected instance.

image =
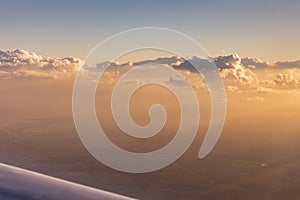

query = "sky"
[0,0,299,62]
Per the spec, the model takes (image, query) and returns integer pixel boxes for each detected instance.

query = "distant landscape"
[1,49,300,199]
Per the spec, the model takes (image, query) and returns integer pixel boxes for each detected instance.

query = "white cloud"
[214,54,258,87]
[159,54,258,88]
[0,49,81,79]
[93,54,300,92]
[1,49,299,93]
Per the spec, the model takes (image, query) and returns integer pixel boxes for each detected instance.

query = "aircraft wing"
[0,163,136,200]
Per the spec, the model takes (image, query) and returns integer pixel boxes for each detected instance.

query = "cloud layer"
[0,49,81,79]
[0,49,299,94]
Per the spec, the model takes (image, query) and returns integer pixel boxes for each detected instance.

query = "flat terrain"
[1,79,300,199]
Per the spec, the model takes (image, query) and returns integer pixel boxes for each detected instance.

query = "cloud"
[260,72,300,89]
[93,54,300,92]
[241,57,271,69]
[273,73,300,88]
[1,49,299,93]
[0,49,81,79]
[134,56,184,67]
[166,75,189,88]
[152,54,256,87]
[273,60,300,69]
[245,96,264,102]
[240,57,300,69]
[214,54,241,70]
[214,54,258,86]
[121,79,145,85]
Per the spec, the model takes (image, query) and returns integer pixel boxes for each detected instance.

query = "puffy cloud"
[2,49,300,93]
[0,49,81,79]
[165,54,258,88]
[100,54,259,90]
[214,54,258,86]
[273,73,300,87]
[214,54,241,70]
[241,57,270,69]
[260,72,300,89]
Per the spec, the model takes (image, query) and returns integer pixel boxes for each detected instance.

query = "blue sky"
[0,0,299,62]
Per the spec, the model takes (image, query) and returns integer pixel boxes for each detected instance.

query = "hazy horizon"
[1,1,300,199]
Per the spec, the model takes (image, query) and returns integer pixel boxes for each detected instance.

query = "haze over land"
[0,49,300,199]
